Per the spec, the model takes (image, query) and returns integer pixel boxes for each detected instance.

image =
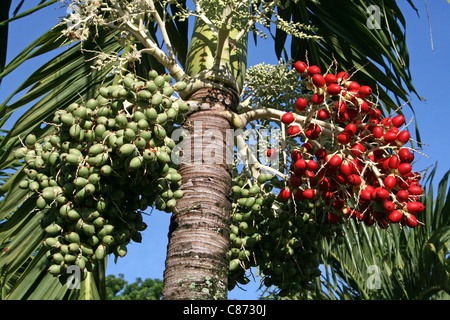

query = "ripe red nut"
[408,185,423,196]
[315,148,327,160]
[340,161,352,176]
[358,100,370,113]
[287,125,302,137]
[347,81,360,92]
[307,65,321,76]
[371,126,384,139]
[389,210,403,223]
[344,123,357,136]
[328,213,340,225]
[302,188,316,200]
[384,175,397,189]
[370,108,382,120]
[372,187,390,201]
[327,83,341,95]
[381,117,392,127]
[398,163,412,176]
[383,132,398,144]
[388,155,400,170]
[351,143,366,157]
[337,71,349,82]
[358,86,372,98]
[279,189,291,201]
[325,74,337,84]
[267,148,276,158]
[406,201,424,214]
[281,112,295,124]
[317,109,330,120]
[398,148,414,163]
[396,189,409,202]
[327,154,343,167]
[392,114,405,128]
[312,74,326,87]
[338,132,351,145]
[307,160,319,171]
[403,214,418,228]
[295,97,308,112]
[384,201,396,212]
[348,174,362,186]
[397,130,410,144]
[290,176,302,188]
[301,142,313,153]
[291,149,302,162]
[294,61,308,74]
[311,93,324,105]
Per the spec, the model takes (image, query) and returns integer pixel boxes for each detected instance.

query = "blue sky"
[1,1,449,300]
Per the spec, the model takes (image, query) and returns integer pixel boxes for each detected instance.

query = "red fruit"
[389,210,403,223]
[396,189,409,202]
[303,188,316,200]
[408,185,423,196]
[372,126,384,139]
[351,143,366,157]
[291,150,302,162]
[372,187,390,201]
[325,74,337,84]
[389,126,399,134]
[384,175,397,189]
[392,115,405,128]
[312,93,324,105]
[267,148,276,158]
[388,156,400,170]
[336,112,349,123]
[328,213,340,225]
[307,160,319,171]
[384,201,396,212]
[398,148,414,163]
[315,148,327,160]
[287,125,302,137]
[404,214,418,228]
[295,97,308,112]
[301,142,313,153]
[398,163,412,176]
[327,154,343,167]
[294,189,304,200]
[290,176,302,188]
[345,123,357,136]
[281,112,295,124]
[381,117,392,127]
[337,71,349,82]
[383,132,397,144]
[359,100,370,113]
[406,201,425,214]
[360,189,373,201]
[307,65,321,76]
[347,81,360,92]
[358,86,372,98]
[335,101,347,115]
[317,109,330,120]
[348,174,362,186]
[327,83,341,95]
[312,74,326,87]
[338,132,351,145]
[397,130,410,144]
[295,159,307,171]
[340,161,353,176]
[279,189,291,202]
[370,108,382,120]
[294,61,308,74]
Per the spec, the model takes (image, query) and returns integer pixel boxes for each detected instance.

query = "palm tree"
[0,0,422,300]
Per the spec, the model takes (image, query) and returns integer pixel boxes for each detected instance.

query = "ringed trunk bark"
[162,87,238,300]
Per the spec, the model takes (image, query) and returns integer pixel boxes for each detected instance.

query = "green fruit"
[102,235,115,245]
[48,264,61,275]
[95,244,107,260]
[151,93,163,106]
[174,81,187,91]
[129,156,143,170]
[100,165,112,176]
[119,143,135,157]
[116,244,128,258]
[178,101,190,113]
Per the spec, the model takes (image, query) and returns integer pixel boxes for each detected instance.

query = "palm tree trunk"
[162,88,238,300]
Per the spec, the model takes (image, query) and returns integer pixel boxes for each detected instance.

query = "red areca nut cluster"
[277,61,424,229]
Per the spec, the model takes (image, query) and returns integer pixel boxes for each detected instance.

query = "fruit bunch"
[279,61,424,229]
[15,70,189,279]
[227,171,340,295]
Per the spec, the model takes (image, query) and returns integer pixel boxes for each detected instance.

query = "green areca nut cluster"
[15,70,189,278]
[228,171,341,296]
